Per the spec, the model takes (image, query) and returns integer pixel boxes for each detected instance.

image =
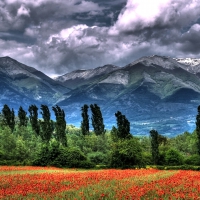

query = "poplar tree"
[18,106,28,127]
[150,129,159,165]
[81,104,89,136]
[28,105,40,136]
[52,105,67,146]
[196,105,200,155]
[115,111,131,139]
[2,104,15,132]
[40,105,54,143]
[90,104,105,135]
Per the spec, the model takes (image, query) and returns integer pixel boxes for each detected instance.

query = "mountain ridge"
[1,55,200,136]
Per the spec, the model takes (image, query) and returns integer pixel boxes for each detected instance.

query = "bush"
[165,149,183,166]
[32,144,51,166]
[33,143,94,168]
[78,160,95,169]
[184,154,200,165]
[110,138,143,168]
[88,152,108,165]
[163,165,200,170]
[54,147,94,168]
[142,152,153,165]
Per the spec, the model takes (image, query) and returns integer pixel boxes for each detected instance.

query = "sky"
[0,0,200,77]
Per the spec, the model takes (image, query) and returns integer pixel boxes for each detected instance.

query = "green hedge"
[152,165,200,171]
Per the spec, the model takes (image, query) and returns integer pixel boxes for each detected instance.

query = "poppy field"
[0,166,200,199]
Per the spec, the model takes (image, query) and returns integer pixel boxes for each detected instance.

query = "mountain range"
[1,55,200,137]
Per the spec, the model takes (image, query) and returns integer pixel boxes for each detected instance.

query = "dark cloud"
[0,0,200,76]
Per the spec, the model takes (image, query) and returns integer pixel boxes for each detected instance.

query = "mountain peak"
[175,58,200,66]
[55,64,119,84]
[127,55,182,70]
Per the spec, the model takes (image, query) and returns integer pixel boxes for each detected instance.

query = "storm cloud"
[0,0,200,76]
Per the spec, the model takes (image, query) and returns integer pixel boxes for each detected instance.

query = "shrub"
[110,138,143,168]
[88,152,108,165]
[142,152,153,165]
[165,149,183,166]
[184,154,200,165]
[54,147,93,168]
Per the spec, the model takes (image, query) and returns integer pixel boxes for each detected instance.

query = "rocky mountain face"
[56,55,200,136]
[1,55,200,136]
[55,65,119,89]
[0,56,69,110]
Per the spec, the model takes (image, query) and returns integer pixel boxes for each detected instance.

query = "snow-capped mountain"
[175,58,200,66]
[129,55,184,70]
[57,55,200,136]
[1,55,200,136]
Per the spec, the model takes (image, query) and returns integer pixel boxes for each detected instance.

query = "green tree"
[28,105,40,136]
[110,126,118,142]
[40,105,54,143]
[165,148,183,166]
[90,104,105,135]
[115,111,132,139]
[81,104,89,136]
[0,127,16,162]
[2,104,15,132]
[150,129,159,165]
[196,105,200,155]
[52,105,67,146]
[110,138,143,168]
[18,106,28,127]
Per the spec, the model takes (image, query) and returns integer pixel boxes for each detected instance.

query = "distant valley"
[1,55,200,137]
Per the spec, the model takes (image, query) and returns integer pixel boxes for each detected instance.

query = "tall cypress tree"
[115,111,131,139]
[40,105,54,143]
[196,105,200,155]
[18,106,28,127]
[52,105,67,146]
[28,105,40,135]
[90,104,105,135]
[2,104,15,132]
[81,104,89,136]
[150,129,159,165]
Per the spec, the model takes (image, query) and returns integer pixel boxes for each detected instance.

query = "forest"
[0,103,200,169]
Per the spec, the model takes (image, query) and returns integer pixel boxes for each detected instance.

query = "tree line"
[1,103,200,169]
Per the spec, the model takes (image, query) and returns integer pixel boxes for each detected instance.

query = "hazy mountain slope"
[0,76,39,110]
[0,56,70,108]
[57,55,200,136]
[55,65,119,89]
[1,55,200,136]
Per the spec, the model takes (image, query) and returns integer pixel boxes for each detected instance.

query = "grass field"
[0,166,200,199]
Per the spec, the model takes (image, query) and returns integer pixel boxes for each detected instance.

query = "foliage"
[33,140,94,168]
[0,126,42,165]
[2,104,15,132]
[169,131,198,155]
[110,138,143,168]
[196,105,200,155]
[18,106,28,127]
[87,152,108,165]
[165,148,183,166]
[28,105,40,136]
[150,129,159,165]
[39,105,54,143]
[90,104,105,135]
[184,154,200,165]
[1,103,200,169]
[52,105,67,146]
[81,104,89,136]
[115,111,132,139]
